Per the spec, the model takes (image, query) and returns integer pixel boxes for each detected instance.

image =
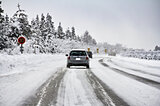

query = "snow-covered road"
[0,54,160,106]
[57,68,104,106]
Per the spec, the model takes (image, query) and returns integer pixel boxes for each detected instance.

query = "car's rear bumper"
[67,63,89,66]
[67,60,89,66]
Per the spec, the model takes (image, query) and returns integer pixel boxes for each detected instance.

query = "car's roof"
[71,49,86,51]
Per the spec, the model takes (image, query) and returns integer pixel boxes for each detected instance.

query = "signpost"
[88,48,90,51]
[18,36,26,54]
[105,49,107,54]
[97,48,99,53]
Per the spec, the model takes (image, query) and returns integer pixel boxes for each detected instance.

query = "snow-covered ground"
[0,54,66,106]
[0,54,160,106]
[92,55,160,106]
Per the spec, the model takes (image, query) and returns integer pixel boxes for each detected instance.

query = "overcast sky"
[1,0,160,50]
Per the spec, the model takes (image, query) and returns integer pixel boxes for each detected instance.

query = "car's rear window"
[70,51,86,56]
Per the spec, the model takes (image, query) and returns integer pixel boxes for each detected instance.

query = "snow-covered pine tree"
[30,15,41,51]
[77,35,81,42]
[31,15,40,30]
[0,1,6,50]
[57,22,64,39]
[65,27,71,40]
[39,13,47,39]
[92,38,97,45]
[11,3,31,39]
[154,45,160,51]
[45,13,55,53]
[38,13,48,53]
[46,13,55,35]
[0,3,13,52]
[2,15,12,49]
[31,13,56,53]
[71,27,76,40]
[82,30,90,44]
[0,1,4,23]
[31,15,41,44]
[40,14,45,31]
[82,30,97,45]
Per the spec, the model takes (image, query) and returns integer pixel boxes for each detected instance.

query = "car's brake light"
[86,56,89,60]
[68,56,70,60]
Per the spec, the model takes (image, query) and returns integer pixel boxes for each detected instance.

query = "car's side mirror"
[66,54,68,56]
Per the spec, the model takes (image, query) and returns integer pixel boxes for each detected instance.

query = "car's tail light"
[86,56,89,60]
[68,56,70,60]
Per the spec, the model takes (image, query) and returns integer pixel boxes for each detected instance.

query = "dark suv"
[66,49,90,68]
[87,51,93,58]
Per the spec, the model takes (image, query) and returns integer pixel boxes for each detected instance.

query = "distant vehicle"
[66,49,90,68]
[87,51,93,58]
[108,52,116,56]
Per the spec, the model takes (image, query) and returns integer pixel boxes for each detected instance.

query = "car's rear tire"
[67,64,70,68]
[86,65,90,69]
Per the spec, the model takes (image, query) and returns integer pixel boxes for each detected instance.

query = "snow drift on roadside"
[0,54,66,106]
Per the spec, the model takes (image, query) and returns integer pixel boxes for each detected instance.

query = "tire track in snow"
[86,69,129,106]
[99,59,160,90]
[107,58,160,78]
[107,57,160,69]
[56,67,104,106]
[22,67,67,106]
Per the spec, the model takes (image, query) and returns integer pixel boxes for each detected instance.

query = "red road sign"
[18,36,26,44]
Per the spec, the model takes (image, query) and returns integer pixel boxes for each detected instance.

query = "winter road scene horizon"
[0,0,160,106]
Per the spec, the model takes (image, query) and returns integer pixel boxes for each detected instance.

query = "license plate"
[76,58,81,60]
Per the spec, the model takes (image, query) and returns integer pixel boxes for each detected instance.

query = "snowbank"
[0,54,66,106]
